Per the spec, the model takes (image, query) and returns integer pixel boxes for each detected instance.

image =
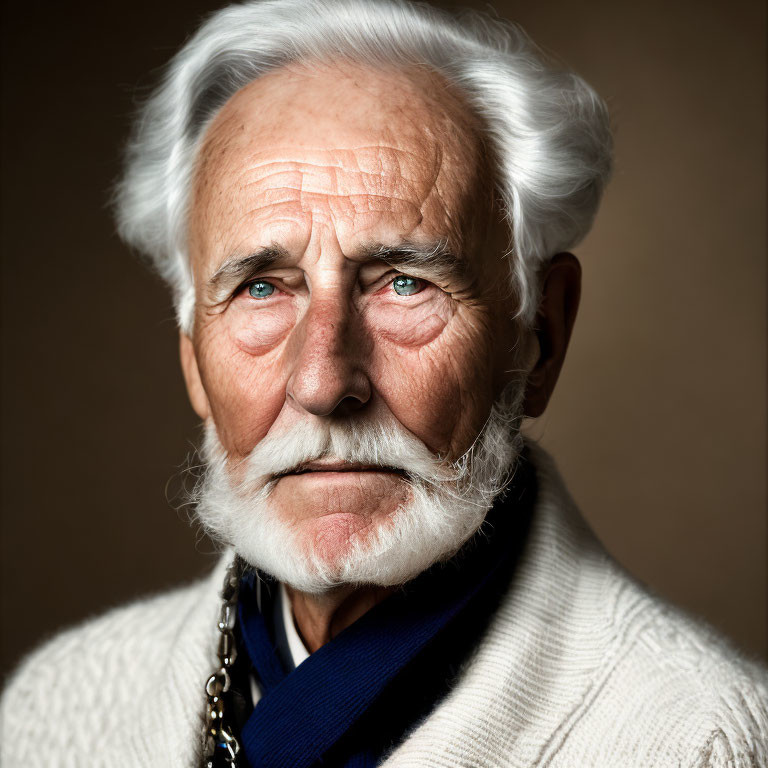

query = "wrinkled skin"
[179,61,577,649]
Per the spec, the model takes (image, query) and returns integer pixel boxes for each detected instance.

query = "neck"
[285,583,395,653]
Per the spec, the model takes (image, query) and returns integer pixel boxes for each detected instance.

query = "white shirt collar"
[279,581,311,667]
[249,580,310,705]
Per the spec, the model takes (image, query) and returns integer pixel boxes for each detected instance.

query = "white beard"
[192,383,526,594]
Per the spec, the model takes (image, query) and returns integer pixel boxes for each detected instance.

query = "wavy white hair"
[113,0,611,333]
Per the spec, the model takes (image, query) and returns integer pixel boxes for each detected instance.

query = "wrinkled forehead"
[188,60,496,265]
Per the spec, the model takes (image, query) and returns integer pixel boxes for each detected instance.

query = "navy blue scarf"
[233,452,536,768]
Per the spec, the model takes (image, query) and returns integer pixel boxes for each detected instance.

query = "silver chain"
[203,559,243,767]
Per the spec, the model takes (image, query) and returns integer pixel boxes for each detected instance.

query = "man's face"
[183,61,523,578]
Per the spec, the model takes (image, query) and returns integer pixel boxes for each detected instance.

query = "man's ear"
[523,252,581,418]
[179,332,210,421]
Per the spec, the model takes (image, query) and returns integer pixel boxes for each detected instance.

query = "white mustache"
[227,417,457,493]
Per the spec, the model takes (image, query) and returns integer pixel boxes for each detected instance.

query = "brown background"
[1,0,765,679]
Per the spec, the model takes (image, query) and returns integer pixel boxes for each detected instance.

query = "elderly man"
[2,0,766,766]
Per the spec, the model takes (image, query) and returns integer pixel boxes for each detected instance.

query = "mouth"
[273,460,407,479]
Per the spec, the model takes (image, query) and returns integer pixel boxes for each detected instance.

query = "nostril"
[333,394,369,416]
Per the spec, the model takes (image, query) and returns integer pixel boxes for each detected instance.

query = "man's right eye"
[247,280,276,299]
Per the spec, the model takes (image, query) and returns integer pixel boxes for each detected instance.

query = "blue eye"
[248,280,275,299]
[392,275,423,296]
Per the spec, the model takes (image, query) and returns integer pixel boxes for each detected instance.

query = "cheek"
[204,356,287,457]
[196,306,297,456]
[369,313,498,456]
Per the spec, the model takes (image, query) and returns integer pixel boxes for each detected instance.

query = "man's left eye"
[247,280,276,299]
[391,275,424,296]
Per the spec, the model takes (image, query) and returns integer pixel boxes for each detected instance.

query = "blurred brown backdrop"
[1,0,765,679]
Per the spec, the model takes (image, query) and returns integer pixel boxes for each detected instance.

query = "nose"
[286,297,371,416]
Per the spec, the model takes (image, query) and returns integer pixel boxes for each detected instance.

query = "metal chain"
[203,559,243,767]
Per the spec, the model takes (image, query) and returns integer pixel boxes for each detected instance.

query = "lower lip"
[279,469,405,483]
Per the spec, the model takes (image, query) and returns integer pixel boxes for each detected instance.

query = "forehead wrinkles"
[189,63,488,262]
[235,144,442,201]
[233,145,440,245]
[196,143,453,258]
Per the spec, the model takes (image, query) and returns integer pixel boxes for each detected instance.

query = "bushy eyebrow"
[206,246,289,303]
[205,239,463,303]
[357,240,464,283]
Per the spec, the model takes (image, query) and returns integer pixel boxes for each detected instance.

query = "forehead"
[189,60,492,266]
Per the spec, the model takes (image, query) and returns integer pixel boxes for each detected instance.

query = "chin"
[293,504,407,578]
[269,470,411,571]
[302,512,389,563]
[197,470,488,595]
[241,492,432,595]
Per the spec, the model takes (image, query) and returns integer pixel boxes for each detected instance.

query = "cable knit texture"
[2,443,767,767]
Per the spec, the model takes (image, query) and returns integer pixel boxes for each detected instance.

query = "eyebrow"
[207,246,289,303]
[357,240,464,282]
[206,239,463,303]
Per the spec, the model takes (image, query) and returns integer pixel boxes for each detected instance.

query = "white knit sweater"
[2,445,767,767]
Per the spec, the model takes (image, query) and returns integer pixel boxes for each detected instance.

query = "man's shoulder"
[433,443,768,766]
[4,577,201,691]
[578,573,768,766]
[1,560,226,766]
[456,548,768,767]
[562,488,768,763]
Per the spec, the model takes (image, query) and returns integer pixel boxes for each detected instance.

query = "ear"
[523,252,581,418]
[179,332,210,421]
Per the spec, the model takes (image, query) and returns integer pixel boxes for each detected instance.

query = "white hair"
[193,382,525,593]
[113,0,612,333]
